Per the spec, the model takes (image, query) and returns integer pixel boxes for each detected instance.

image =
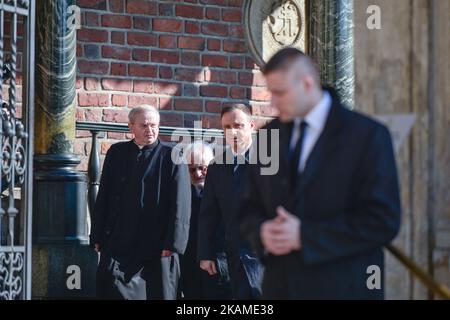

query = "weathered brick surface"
[75,0,272,167]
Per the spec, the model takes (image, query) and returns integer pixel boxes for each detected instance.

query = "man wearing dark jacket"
[180,141,231,299]
[240,48,401,299]
[198,104,263,299]
[91,105,190,300]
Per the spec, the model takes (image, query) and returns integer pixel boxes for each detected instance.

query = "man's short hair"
[262,47,306,75]
[128,105,160,123]
[220,103,252,119]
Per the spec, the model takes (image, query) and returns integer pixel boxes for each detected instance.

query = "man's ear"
[128,122,133,133]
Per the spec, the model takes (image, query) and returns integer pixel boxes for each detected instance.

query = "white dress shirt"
[289,91,332,173]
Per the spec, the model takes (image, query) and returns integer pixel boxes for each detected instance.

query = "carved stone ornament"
[244,0,308,67]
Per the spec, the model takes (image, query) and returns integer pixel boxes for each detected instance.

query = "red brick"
[102,14,132,28]
[207,39,221,51]
[77,43,83,57]
[151,50,179,64]
[77,28,108,42]
[133,80,153,93]
[230,87,246,99]
[107,132,125,139]
[252,104,277,117]
[174,68,204,82]
[128,95,158,108]
[129,64,157,77]
[159,35,176,49]
[252,72,267,86]
[239,72,253,86]
[111,63,127,76]
[74,140,85,156]
[76,108,86,121]
[228,0,244,7]
[185,21,200,34]
[159,97,173,110]
[85,12,99,27]
[85,108,103,121]
[133,17,150,30]
[76,130,91,138]
[84,77,99,91]
[154,82,181,96]
[174,98,202,112]
[223,40,246,53]
[159,66,173,79]
[78,60,109,75]
[206,70,236,84]
[101,142,113,155]
[127,32,156,46]
[200,85,227,98]
[202,54,228,68]
[78,93,109,107]
[102,46,131,60]
[77,0,107,9]
[111,31,125,44]
[101,79,133,91]
[176,5,203,19]
[109,0,124,12]
[245,57,258,69]
[205,100,222,113]
[250,88,271,101]
[160,113,183,127]
[126,0,156,15]
[153,19,183,33]
[201,115,221,129]
[112,94,127,106]
[132,48,149,61]
[181,52,200,66]
[178,36,205,50]
[103,109,129,123]
[76,77,83,90]
[206,7,220,20]
[201,23,228,36]
[199,0,226,5]
[230,56,244,69]
[222,9,242,22]
[229,25,244,38]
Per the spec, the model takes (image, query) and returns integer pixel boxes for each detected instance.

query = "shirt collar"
[296,90,332,131]
[230,140,252,158]
[133,138,159,152]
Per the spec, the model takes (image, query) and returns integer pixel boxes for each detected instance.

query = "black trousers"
[227,253,254,300]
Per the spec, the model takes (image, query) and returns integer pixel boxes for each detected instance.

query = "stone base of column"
[33,154,88,245]
[32,244,98,299]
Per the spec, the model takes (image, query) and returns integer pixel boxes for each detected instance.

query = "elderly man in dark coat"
[90,105,190,300]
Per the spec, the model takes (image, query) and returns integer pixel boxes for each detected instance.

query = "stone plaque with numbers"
[244,0,308,67]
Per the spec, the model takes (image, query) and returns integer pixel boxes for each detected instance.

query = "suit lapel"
[288,97,345,209]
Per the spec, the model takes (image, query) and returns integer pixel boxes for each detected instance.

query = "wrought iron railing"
[75,120,450,300]
[0,0,35,300]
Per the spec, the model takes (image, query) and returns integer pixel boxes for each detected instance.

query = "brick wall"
[75,0,274,170]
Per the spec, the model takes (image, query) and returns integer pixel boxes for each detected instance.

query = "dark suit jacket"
[240,90,401,299]
[198,147,256,260]
[90,139,191,275]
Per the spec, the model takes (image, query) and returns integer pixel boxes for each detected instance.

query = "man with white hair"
[180,141,231,299]
[90,105,190,300]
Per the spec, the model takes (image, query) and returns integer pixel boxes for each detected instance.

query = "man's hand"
[260,206,301,256]
[161,250,172,257]
[200,260,217,275]
[94,243,101,253]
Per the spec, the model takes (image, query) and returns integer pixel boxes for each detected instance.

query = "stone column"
[309,0,355,107]
[32,0,96,298]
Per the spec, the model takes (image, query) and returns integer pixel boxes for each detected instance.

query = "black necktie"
[289,120,308,188]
